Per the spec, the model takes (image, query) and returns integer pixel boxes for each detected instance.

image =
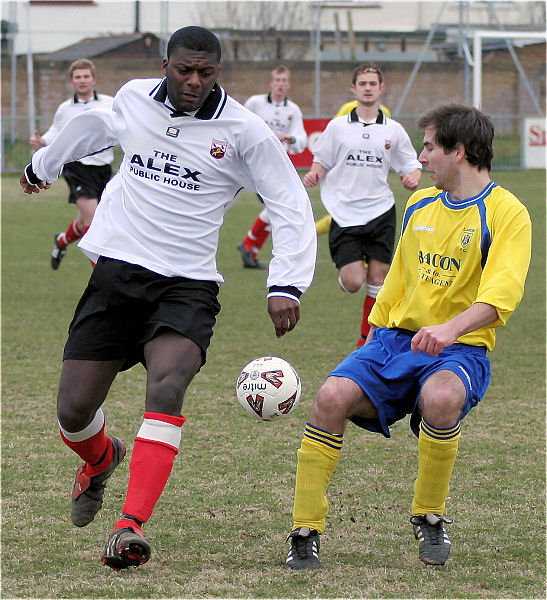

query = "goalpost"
[472,29,546,113]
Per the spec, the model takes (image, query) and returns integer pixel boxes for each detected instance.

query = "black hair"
[167,26,221,61]
[418,104,494,171]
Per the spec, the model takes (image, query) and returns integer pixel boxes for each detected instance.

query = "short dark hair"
[352,62,383,85]
[418,104,494,171]
[167,26,221,61]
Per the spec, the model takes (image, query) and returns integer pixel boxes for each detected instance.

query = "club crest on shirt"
[210,138,228,159]
[460,228,475,250]
[384,139,391,149]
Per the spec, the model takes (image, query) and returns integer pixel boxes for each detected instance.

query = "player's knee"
[420,371,466,427]
[339,275,365,294]
[313,380,354,419]
[366,274,385,287]
[57,398,96,432]
[146,369,194,415]
[420,393,464,428]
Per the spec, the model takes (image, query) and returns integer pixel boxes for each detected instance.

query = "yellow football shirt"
[369,182,532,350]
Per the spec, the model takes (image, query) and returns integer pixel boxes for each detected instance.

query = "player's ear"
[454,142,466,162]
[162,58,168,75]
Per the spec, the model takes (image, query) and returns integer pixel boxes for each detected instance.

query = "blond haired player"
[30,58,113,269]
[238,65,307,269]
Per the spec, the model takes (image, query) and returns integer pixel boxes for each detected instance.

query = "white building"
[2,0,545,56]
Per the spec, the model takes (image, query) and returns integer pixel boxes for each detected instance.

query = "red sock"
[357,295,377,347]
[58,220,84,249]
[114,517,144,536]
[60,424,113,476]
[120,412,185,525]
[242,215,271,255]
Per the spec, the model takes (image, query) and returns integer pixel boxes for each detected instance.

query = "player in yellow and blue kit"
[284,104,532,570]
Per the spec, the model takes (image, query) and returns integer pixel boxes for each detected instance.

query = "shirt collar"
[72,90,99,104]
[150,79,227,120]
[349,107,385,126]
[267,92,288,107]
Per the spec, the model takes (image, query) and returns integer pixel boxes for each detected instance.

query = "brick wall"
[3,42,544,138]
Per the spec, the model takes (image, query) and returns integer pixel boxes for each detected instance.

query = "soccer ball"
[236,356,301,421]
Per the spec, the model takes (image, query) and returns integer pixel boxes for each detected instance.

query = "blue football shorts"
[330,327,491,438]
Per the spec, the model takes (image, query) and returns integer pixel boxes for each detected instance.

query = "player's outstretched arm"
[267,296,300,338]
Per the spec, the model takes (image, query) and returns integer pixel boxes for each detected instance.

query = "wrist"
[268,285,302,303]
[24,163,42,185]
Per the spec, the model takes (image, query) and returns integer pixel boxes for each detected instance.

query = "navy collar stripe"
[151,79,226,120]
[72,90,99,104]
[443,181,498,208]
[267,93,288,106]
[349,107,385,125]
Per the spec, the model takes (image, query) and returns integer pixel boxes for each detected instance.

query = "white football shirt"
[27,79,317,295]
[42,92,114,166]
[244,93,307,154]
[313,109,421,227]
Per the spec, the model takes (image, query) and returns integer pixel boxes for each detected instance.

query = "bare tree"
[197,1,314,60]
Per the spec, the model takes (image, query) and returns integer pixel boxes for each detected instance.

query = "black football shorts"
[63,161,112,204]
[328,205,396,269]
[63,257,221,370]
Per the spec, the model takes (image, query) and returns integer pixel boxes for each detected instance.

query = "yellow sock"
[412,420,461,516]
[315,215,332,235]
[293,422,343,534]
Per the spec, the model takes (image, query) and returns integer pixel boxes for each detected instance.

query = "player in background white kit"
[29,59,113,270]
[314,101,392,237]
[238,65,307,269]
[21,27,316,571]
[303,63,421,347]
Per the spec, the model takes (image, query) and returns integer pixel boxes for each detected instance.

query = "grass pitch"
[1,170,545,599]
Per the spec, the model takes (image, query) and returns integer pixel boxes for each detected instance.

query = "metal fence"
[0,113,534,175]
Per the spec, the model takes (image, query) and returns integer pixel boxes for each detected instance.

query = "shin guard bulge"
[293,423,343,534]
[121,412,185,524]
[412,420,461,516]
